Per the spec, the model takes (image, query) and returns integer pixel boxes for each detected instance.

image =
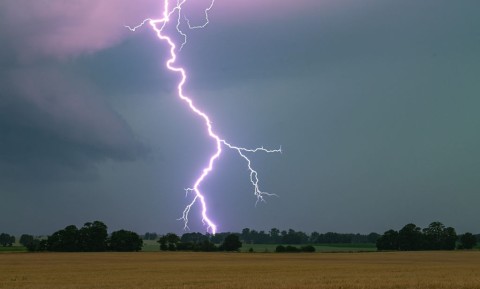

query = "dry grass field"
[1,251,479,289]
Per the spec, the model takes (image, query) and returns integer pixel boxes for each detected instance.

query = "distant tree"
[276,244,314,253]
[180,232,208,243]
[195,239,217,252]
[367,232,381,243]
[301,245,316,252]
[423,222,446,250]
[275,245,286,252]
[351,234,368,243]
[244,229,268,244]
[270,228,281,244]
[422,222,457,250]
[442,227,457,250]
[47,225,79,252]
[210,232,230,244]
[25,239,47,252]
[241,228,251,244]
[143,232,158,240]
[0,233,14,247]
[178,232,213,251]
[158,233,180,251]
[255,230,270,244]
[143,232,157,240]
[282,229,308,244]
[376,230,399,251]
[285,245,300,252]
[158,236,168,251]
[309,232,320,244]
[176,242,194,251]
[221,234,242,251]
[315,232,353,244]
[109,230,143,252]
[176,239,217,252]
[45,221,109,252]
[458,233,477,249]
[398,223,423,251]
[19,234,34,247]
[78,221,108,252]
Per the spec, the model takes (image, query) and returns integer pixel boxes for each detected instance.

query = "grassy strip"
[0,246,27,253]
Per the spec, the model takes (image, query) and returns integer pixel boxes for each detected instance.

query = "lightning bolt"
[126,0,281,235]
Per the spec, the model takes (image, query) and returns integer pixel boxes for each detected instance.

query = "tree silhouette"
[459,233,477,249]
[221,234,242,251]
[109,230,143,252]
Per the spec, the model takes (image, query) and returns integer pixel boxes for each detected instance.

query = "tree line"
[376,222,478,251]
[239,228,380,244]
[157,232,243,252]
[155,232,318,253]
[3,221,478,252]
[16,221,143,252]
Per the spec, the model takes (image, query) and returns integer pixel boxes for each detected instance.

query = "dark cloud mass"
[1,0,480,235]
[0,66,145,179]
[0,1,154,181]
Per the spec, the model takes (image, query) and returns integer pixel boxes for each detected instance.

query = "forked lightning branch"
[126,0,281,235]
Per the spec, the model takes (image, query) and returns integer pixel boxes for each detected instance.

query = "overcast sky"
[1,0,479,236]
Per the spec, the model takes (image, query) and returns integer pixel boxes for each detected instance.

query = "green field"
[142,239,160,251]
[0,246,27,253]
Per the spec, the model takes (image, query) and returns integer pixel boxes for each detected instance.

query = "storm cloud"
[0,1,160,180]
[1,0,479,235]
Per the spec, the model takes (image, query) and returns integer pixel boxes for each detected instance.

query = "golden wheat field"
[1,251,479,289]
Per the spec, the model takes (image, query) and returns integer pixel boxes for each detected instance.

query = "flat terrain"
[240,243,376,253]
[1,251,479,289]
[140,240,377,252]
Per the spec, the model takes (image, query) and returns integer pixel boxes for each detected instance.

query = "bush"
[285,245,300,252]
[458,233,477,249]
[176,242,194,251]
[109,230,143,252]
[194,240,217,252]
[158,233,180,251]
[275,245,286,252]
[376,230,399,251]
[301,245,316,252]
[25,239,47,252]
[19,234,34,247]
[276,245,315,253]
[221,234,242,251]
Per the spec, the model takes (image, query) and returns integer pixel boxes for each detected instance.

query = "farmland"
[140,240,377,252]
[1,251,479,289]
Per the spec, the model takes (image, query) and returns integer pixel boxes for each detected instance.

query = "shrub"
[275,245,286,252]
[301,245,316,252]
